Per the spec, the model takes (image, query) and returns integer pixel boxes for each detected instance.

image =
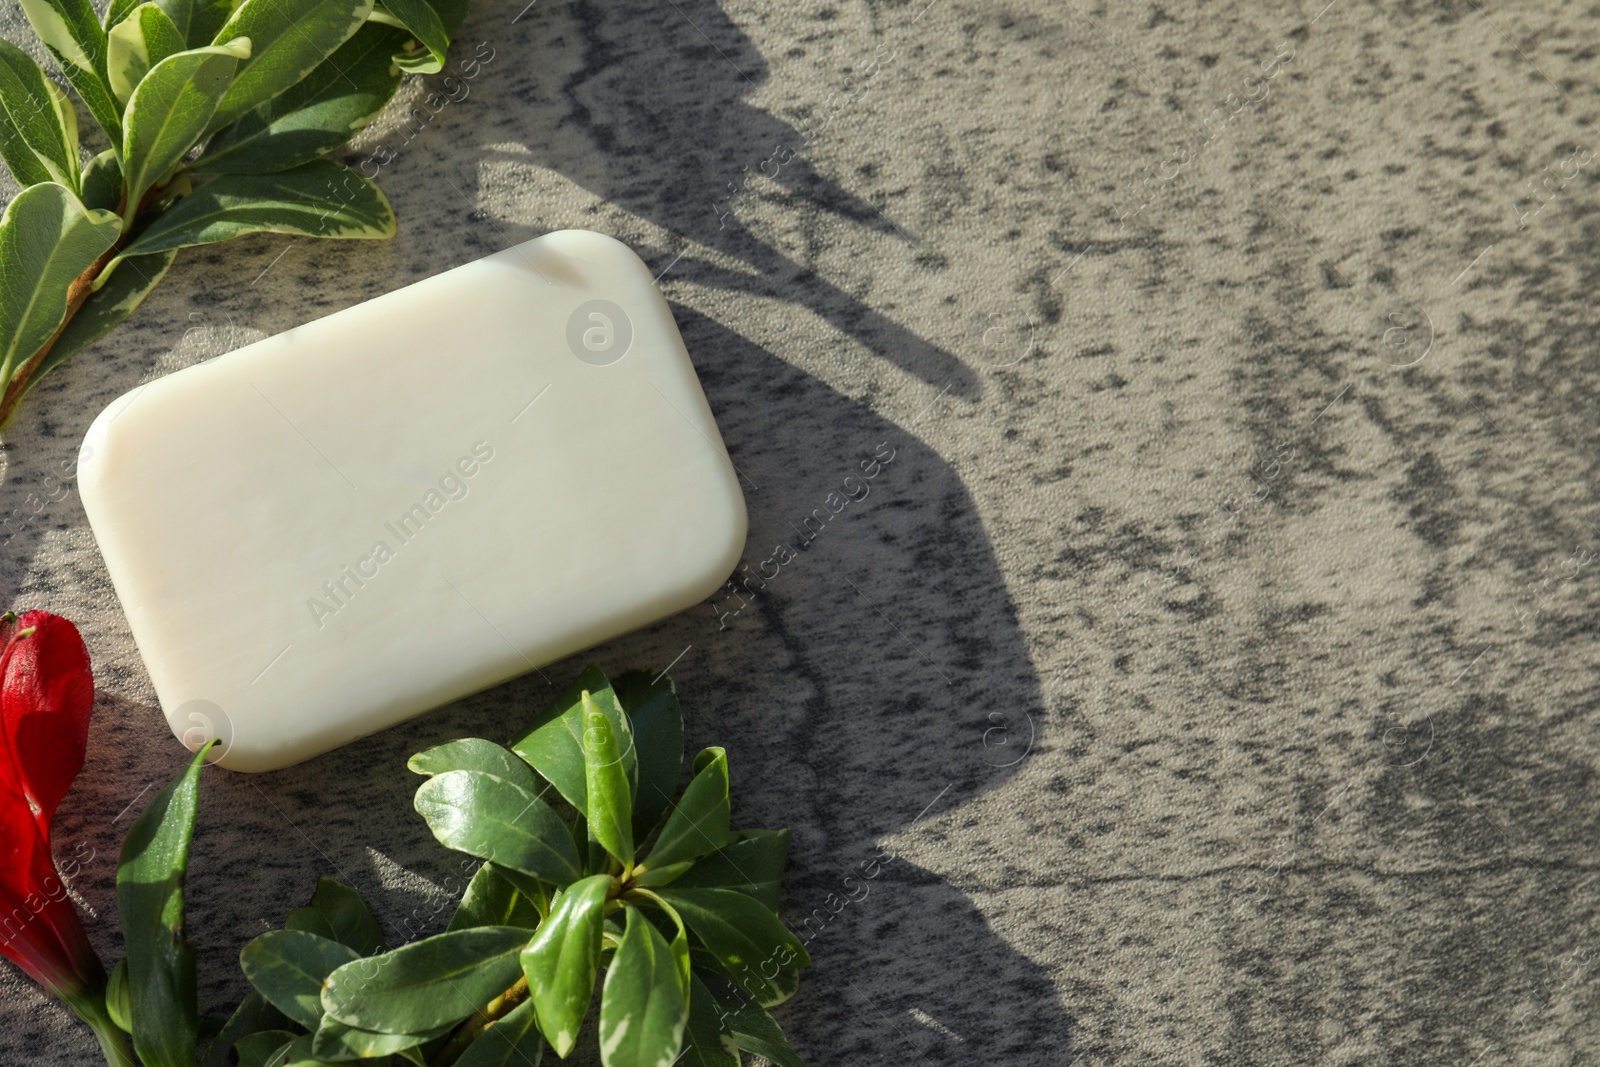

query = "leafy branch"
[0,0,468,432]
[110,666,811,1067]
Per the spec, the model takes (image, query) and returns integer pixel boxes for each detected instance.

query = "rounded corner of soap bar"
[543,228,639,260]
[689,484,750,602]
[163,707,304,774]
[209,746,295,775]
[75,394,127,500]
[77,366,190,512]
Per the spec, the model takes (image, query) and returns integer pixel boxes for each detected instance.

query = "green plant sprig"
[0,0,471,432]
[112,666,811,1067]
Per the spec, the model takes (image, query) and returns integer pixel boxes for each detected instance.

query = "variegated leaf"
[79,148,121,211]
[0,183,120,391]
[24,248,176,401]
[0,37,80,190]
[374,0,449,73]
[116,160,395,262]
[15,0,122,139]
[206,0,372,134]
[193,23,406,174]
[107,2,186,104]
[120,38,250,220]
[160,0,231,47]
[107,0,231,47]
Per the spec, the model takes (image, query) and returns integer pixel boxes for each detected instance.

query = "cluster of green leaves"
[0,0,469,430]
[109,667,810,1067]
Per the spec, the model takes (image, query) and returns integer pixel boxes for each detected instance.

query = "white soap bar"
[78,230,746,772]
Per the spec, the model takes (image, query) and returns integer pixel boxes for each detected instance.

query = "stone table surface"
[3,1,1598,1064]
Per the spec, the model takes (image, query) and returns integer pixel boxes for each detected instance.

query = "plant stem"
[428,975,529,1067]
[66,990,137,1067]
[0,175,175,431]
[0,251,106,430]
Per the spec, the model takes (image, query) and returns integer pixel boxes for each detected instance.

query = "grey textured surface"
[3,0,1599,1064]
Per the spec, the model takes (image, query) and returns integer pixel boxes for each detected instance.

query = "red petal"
[0,615,17,806]
[0,784,99,997]
[0,612,93,835]
[0,613,100,999]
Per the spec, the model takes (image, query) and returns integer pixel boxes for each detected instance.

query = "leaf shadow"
[439,0,980,402]
[10,2,1063,1061]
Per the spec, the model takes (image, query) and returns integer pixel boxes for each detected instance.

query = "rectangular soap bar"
[78,230,746,772]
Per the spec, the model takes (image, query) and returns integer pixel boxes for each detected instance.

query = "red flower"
[0,610,101,999]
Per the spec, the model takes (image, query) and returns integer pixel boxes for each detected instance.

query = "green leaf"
[582,691,634,865]
[241,929,360,1030]
[322,926,531,1034]
[285,905,338,940]
[451,998,544,1067]
[694,972,807,1067]
[669,829,791,912]
[640,902,693,1023]
[489,865,556,920]
[309,877,386,956]
[116,742,210,1067]
[106,957,132,1031]
[670,919,691,996]
[273,1033,340,1066]
[509,665,636,816]
[424,0,468,37]
[520,873,610,1058]
[449,863,544,932]
[207,0,373,134]
[80,148,122,211]
[0,38,79,190]
[311,1017,451,1061]
[194,23,405,174]
[408,737,541,792]
[761,964,801,1008]
[22,247,175,401]
[615,670,683,841]
[234,1030,297,1067]
[634,891,692,994]
[572,813,612,877]
[200,992,290,1067]
[105,0,142,28]
[631,860,692,889]
[656,888,810,1004]
[16,0,122,139]
[414,769,583,885]
[374,0,448,73]
[599,905,688,1067]
[107,2,186,104]
[147,0,234,46]
[0,182,120,389]
[120,38,250,220]
[115,160,396,261]
[677,974,739,1067]
[642,748,729,872]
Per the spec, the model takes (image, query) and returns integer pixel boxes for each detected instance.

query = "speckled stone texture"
[2,0,1599,1064]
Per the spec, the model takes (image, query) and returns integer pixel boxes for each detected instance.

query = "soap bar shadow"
[41,307,1068,1062]
[0,274,249,612]
[155,305,1066,1063]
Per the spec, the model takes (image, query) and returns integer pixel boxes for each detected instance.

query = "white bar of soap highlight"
[78,230,746,772]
